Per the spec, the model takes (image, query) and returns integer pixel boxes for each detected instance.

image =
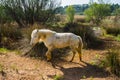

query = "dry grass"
[104,49,120,77]
[21,23,45,39]
[74,15,86,23]
[101,16,120,36]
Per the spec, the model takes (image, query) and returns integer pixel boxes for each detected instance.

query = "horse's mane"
[39,29,56,34]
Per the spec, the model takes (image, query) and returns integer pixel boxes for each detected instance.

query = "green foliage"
[0,48,9,54]
[56,4,120,15]
[66,6,75,23]
[114,8,120,16]
[115,35,120,41]
[111,4,120,15]
[0,5,12,24]
[0,0,60,27]
[53,75,63,80]
[104,49,120,77]
[84,3,110,25]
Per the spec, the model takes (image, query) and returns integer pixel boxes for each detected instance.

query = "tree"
[0,0,60,27]
[0,5,12,24]
[114,8,120,16]
[66,6,75,23]
[84,2,110,25]
[114,8,120,24]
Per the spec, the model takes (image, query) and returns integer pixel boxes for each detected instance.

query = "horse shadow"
[47,60,109,80]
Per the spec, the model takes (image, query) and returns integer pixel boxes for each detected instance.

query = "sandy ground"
[0,49,119,80]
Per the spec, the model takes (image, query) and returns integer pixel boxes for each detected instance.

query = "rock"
[91,27,104,37]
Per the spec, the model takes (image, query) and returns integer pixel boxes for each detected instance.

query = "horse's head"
[30,29,56,46]
[30,29,40,46]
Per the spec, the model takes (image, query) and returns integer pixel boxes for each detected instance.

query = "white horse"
[30,29,83,61]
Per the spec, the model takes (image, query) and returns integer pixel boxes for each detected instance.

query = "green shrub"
[0,48,9,54]
[53,74,63,80]
[84,3,110,25]
[66,6,75,23]
[104,27,120,36]
[103,49,120,77]
[0,24,22,48]
[115,35,120,41]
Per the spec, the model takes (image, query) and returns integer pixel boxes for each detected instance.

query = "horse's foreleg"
[46,50,52,61]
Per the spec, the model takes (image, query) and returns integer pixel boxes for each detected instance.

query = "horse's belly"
[54,40,69,48]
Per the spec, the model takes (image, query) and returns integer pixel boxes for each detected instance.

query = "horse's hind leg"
[77,48,82,61]
[70,49,76,62]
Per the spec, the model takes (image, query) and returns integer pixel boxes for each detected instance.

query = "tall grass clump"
[0,24,22,48]
[103,49,120,77]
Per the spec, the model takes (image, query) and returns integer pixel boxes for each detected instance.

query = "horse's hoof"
[80,59,82,62]
[69,60,73,62]
[47,60,51,62]
[47,58,51,62]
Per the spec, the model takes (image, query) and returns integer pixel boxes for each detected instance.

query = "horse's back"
[51,33,79,48]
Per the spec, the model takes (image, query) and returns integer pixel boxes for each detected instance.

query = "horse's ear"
[36,29,39,33]
[37,29,39,32]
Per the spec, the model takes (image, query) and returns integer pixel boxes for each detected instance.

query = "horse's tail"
[77,36,83,61]
[77,36,83,49]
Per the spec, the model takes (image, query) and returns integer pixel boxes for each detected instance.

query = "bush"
[66,6,75,23]
[104,27,120,36]
[1,0,60,27]
[84,3,110,25]
[101,18,120,36]
[0,24,22,48]
[103,49,120,77]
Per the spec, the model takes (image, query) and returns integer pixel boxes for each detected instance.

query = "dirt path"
[0,49,118,80]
